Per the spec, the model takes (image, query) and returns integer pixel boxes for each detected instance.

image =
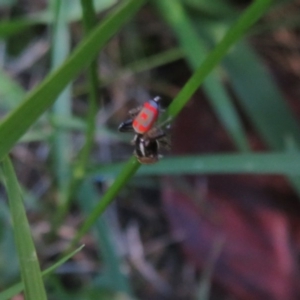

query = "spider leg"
[118,119,134,132]
[130,134,139,145]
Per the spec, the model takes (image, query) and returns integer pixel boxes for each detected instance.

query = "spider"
[118,96,170,164]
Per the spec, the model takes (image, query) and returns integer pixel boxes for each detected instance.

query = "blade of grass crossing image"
[1,157,47,300]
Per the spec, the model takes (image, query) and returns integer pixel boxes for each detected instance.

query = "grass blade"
[0,245,84,300]
[89,152,300,177]
[69,156,140,249]
[1,156,47,300]
[50,0,72,192]
[0,19,37,38]
[53,0,101,228]
[224,41,300,195]
[165,0,273,120]
[74,47,184,96]
[77,180,132,294]
[0,0,146,162]
[154,0,250,151]
[0,68,25,109]
[74,0,100,181]
[225,42,300,150]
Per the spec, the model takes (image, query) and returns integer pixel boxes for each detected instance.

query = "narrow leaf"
[0,19,36,38]
[154,0,249,151]
[0,245,84,300]
[89,152,300,177]
[165,0,273,119]
[1,156,47,300]
[224,41,300,195]
[69,156,140,249]
[0,0,146,161]
[50,0,72,192]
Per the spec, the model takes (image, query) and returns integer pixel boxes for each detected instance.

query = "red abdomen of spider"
[132,100,159,134]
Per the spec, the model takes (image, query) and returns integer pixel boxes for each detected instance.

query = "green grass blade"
[0,68,25,109]
[20,130,51,143]
[1,156,47,300]
[0,0,146,162]
[224,42,300,150]
[0,19,36,38]
[224,41,300,195]
[0,245,84,300]
[154,0,250,151]
[77,180,132,294]
[53,0,101,229]
[80,0,98,31]
[67,0,272,248]
[50,0,72,192]
[89,152,300,177]
[124,47,184,75]
[69,156,140,249]
[0,203,19,287]
[74,47,184,96]
[165,0,273,120]
[74,0,100,181]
